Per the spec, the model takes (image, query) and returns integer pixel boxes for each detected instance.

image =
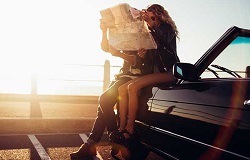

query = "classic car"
[129,26,250,160]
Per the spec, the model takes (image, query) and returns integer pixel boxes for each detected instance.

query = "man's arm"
[108,46,136,65]
[100,19,145,67]
[100,20,109,52]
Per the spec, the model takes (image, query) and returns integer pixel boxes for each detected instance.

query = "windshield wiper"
[211,64,242,78]
[207,67,220,78]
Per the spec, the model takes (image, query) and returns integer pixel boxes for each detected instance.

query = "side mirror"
[173,63,198,81]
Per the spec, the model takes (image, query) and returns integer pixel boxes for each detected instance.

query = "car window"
[201,36,250,78]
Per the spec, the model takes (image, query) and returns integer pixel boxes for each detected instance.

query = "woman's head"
[146,4,179,39]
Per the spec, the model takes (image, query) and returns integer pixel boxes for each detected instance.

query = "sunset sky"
[0,0,250,75]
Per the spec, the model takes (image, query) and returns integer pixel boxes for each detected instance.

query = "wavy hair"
[147,4,179,40]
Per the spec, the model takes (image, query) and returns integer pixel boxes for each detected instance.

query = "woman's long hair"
[147,4,179,40]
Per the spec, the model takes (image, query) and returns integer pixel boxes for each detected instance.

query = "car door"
[148,78,250,159]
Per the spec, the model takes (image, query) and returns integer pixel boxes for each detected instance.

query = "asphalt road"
[0,96,165,159]
[0,133,165,160]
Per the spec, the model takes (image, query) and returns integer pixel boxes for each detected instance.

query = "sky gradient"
[0,0,250,72]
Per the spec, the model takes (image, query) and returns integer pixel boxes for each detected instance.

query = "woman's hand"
[141,11,156,28]
[137,48,147,58]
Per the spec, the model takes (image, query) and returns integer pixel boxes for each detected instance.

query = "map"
[100,3,157,51]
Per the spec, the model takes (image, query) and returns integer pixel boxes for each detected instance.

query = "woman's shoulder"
[160,22,174,32]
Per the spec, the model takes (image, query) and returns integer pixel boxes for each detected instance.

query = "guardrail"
[0,60,121,96]
[31,60,113,95]
[0,60,123,133]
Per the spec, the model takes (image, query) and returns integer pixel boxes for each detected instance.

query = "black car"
[130,26,250,160]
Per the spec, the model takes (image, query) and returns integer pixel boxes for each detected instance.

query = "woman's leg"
[118,78,140,131]
[99,77,131,133]
[126,73,177,134]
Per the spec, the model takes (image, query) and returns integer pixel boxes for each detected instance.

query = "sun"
[0,1,127,95]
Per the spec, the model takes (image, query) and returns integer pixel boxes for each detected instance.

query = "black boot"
[70,143,97,158]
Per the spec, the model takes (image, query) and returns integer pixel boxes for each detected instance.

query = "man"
[70,18,152,158]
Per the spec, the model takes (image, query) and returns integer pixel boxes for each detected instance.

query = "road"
[0,95,165,159]
[0,133,165,160]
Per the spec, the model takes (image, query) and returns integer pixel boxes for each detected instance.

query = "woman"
[110,4,180,142]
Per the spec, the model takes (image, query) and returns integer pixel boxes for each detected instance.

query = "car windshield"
[201,36,250,78]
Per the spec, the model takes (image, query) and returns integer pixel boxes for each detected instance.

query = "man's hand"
[100,19,107,31]
[100,19,109,52]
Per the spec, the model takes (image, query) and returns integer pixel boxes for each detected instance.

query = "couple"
[70,3,180,158]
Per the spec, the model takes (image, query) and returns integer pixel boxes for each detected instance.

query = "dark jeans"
[88,77,131,143]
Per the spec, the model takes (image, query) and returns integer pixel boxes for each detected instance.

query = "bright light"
[0,0,249,95]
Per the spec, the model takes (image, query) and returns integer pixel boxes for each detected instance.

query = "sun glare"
[2,0,249,95]
[0,1,118,95]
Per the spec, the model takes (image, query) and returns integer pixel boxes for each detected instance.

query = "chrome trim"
[244,100,250,105]
[142,142,179,160]
[150,126,250,160]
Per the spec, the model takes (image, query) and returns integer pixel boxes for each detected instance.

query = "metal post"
[30,72,42,117]
[103,60,110,92]
[31,73,37,95]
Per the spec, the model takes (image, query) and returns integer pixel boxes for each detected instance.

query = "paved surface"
[0,94,165,159]
[0,133,165,160]
[0,94,98,134]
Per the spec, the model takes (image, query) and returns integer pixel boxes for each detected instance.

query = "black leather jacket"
[116,22,179,79]
[149,22,180,73]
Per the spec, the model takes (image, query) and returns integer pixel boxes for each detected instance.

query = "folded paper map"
[100,3,157,51]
